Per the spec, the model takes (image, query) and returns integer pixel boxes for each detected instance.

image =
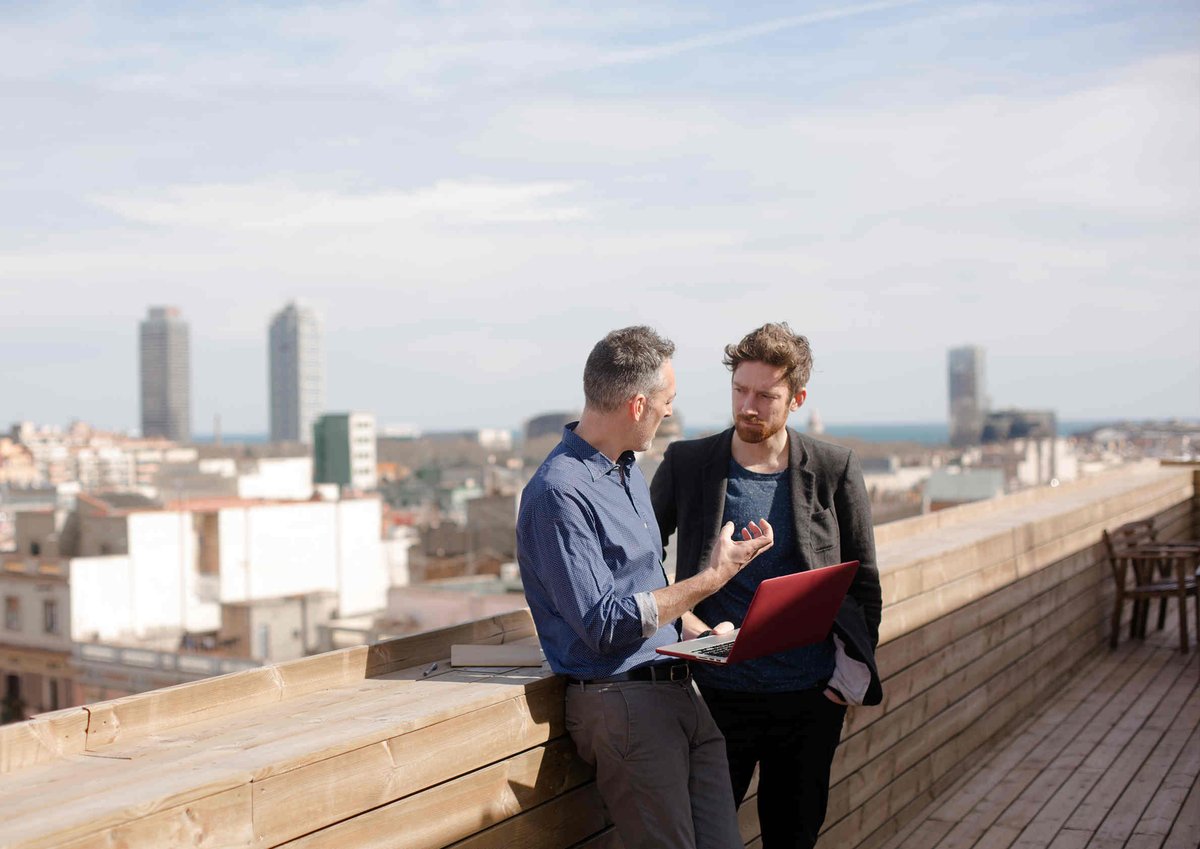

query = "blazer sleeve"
[649,444,678,563]
[838,449,882,648]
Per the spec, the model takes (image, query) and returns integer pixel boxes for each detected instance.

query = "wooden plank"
[0,761,252,849]
[1123,835,1168,849]
[966,824,1021,849]
[50,785,254,849]
[1010,647,1178,846]
[1162,772,1200,849]
[252,684,569,844]
[1062,656,1194,833]
[1091,672,1200,844]
[879,494,1174,645]
[879,480,1190,611]
[0,659,560,846]
[885,818,954,849]
[445,783,610,849]
[1044,829,1090,849]
[279,738,592,849]
[1133,697,1200,837]
[84,665,285,749]
[986,642,1189,839]
[365,609,536,677]
[0,707,89,774]
[274,645,369,697]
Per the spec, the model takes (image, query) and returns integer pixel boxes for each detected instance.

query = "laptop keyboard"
[696,642,734,658]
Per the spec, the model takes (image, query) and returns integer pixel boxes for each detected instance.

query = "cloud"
[88,180,589,229]
[595,0,932,66]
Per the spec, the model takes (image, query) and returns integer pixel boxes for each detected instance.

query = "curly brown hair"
[723,322,812,394]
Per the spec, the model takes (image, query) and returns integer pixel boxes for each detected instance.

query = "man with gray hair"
[518,325,775,849]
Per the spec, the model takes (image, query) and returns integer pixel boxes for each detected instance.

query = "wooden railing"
[1,462,1195,849]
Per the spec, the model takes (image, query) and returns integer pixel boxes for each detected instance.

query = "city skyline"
[1,2,1196,433]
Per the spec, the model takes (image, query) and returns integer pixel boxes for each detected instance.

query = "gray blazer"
[650,426,883,705]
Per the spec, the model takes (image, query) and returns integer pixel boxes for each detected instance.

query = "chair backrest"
[1107,519,1156,553]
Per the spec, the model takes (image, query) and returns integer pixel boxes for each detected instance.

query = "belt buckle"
[667,662,689,682]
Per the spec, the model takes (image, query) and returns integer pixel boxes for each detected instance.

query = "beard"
[734,415,785,444]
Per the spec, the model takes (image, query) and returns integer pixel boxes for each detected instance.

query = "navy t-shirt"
[692,458,836,693]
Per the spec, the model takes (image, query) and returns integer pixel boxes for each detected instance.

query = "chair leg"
[1179,591,1189,653]
[1111,597,1123,649]
[1157,597,1168,631]
[1134,599,1149,639]
[1193,592,1199,652]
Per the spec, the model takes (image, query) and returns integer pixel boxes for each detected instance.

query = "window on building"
[4,597,19,631]
[43,600,59,635]
[30,541,41,556]
[47,678,60,711]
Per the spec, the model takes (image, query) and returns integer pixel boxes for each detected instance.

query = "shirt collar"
[562,422,637,482]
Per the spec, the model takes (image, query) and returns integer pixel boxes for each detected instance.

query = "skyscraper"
[139,306,191,442]
[948,345,987,447]
[269,301,325,444]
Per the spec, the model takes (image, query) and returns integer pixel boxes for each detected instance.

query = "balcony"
[0,461,1197,849]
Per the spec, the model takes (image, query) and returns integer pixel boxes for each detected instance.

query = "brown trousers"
[565,677,743,849]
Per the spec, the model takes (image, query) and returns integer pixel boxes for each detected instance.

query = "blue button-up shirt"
[517,424,677,678]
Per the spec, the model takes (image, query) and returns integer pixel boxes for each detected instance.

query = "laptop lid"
[656,560,859,665]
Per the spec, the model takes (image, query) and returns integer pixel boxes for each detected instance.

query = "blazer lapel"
[701,429,733,552]
[788,428,817,567]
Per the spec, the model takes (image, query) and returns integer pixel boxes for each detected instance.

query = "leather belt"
[568,661,691,687]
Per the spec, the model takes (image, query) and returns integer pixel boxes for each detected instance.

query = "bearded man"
[650,322,882,849]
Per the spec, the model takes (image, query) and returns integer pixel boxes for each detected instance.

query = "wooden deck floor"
[881,610,1200,849]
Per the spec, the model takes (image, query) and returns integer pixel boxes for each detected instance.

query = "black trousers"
[700,685,847,849]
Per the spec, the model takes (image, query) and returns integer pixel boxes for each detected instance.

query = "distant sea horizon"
[192,419,1127,448]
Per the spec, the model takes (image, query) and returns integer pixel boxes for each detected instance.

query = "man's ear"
[629,393,647,422]
[790,388,808,411]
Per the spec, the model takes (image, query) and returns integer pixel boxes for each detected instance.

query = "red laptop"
[656,560,859,665]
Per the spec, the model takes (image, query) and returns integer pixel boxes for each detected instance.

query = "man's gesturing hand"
[708,518,773,583]
[651,519,773,627]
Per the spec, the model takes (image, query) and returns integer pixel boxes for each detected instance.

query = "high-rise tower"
[139,306,191,442]
[948,345,986,447]
[269,301,325,444]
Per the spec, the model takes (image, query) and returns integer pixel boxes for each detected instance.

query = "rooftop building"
[948,345,987,447]
[313,412,377,492]
[138,306,191,442]
[268,300,325,445]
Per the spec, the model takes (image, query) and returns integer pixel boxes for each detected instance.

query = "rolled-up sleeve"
[522,488,650,655]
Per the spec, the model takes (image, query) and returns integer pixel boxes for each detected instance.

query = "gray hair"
[583,326,675,413]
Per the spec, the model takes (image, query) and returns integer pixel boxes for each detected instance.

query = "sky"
[1,0,1197,435]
